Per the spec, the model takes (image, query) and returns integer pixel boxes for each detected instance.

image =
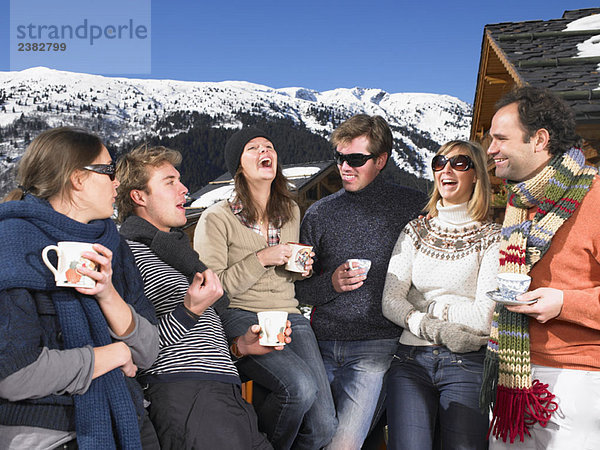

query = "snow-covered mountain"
[0,67,472,194]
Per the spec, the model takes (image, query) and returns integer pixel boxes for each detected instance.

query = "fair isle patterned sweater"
[382,202,501,347]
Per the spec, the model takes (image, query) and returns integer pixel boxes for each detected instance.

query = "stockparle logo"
[10,0,151,74]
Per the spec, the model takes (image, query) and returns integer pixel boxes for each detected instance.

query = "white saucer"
[486,290,537,306]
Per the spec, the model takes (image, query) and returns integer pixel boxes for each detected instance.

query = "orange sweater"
[527,176,600,371]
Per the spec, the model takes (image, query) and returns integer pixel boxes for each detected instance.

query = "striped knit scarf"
[480,147,596,444]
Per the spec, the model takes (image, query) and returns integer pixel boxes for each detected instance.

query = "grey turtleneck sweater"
[296,174,427,341]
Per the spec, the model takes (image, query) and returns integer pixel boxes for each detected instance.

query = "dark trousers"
[146,379,272,450]
[140,412,160,450]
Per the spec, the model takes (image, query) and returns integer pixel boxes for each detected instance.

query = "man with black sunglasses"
[296,114,427,449]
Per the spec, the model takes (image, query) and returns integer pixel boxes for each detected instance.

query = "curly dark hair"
[496,86,580,155]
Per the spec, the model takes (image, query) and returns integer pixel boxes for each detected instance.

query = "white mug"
[257,311,288,346]
[42,241,97,288]
[285,242,313,273]
[347,258,372,275]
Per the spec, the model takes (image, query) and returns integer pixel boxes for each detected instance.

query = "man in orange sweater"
[485,86,600,449]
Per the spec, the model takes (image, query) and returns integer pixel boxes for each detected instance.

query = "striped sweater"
[126,240,240,385]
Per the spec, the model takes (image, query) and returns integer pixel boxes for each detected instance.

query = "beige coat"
[194,200,302,314]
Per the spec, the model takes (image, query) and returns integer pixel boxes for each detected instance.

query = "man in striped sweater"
[115,145,286,450]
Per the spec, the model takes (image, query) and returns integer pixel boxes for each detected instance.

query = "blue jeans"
[387,344,489,450]
[318,338,398,450]
[220,309,337,450]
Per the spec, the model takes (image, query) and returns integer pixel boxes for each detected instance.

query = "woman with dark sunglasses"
[194,127,337,449]
[0,127,160,449]
[382,140,501,450]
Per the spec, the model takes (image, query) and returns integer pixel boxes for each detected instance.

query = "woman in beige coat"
[195,127,336,450]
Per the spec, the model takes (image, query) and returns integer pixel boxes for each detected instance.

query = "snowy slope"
[0,67,472,182]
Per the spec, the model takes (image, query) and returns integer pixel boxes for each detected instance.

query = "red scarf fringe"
[487,379,558,444]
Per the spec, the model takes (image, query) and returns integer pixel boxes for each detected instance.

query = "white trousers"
[490,364,600,450]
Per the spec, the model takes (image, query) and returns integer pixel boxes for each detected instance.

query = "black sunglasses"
[431,154,474,172]
[83,163,116,181]
[333,152,376,167]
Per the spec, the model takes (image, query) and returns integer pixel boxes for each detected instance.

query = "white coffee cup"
[42,241,97,288]
[257,311,288,346]
[347,258,372,275]
[285,242,313,273]
[497,273,531,301]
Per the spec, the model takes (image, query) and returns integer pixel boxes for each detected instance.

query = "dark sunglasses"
[431,154,474,172]
[333,152,376,167]
[83,163,116,181]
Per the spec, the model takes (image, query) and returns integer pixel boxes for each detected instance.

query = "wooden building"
[471,8,600,162]
[471,8,600,213]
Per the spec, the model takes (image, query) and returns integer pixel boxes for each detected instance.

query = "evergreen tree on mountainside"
[124,111,335,193]
[0,110,430,198]
[126,111,429,194]
[129,111,426,192]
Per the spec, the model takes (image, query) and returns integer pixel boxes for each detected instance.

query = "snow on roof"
[190,185,233,209]
[189,166,323,209]
[578,36,600,58]
[282,166,320,178]
[565,13,600,88]
[564,13,600,32]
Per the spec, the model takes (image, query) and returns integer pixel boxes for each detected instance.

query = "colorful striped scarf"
[480,147,596,443]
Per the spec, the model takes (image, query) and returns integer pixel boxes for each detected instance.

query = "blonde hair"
[425,140,491,222]
[3,127,103,202]
[115,144,182,223]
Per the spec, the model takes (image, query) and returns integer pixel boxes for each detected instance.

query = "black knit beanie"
[225,127,272,176]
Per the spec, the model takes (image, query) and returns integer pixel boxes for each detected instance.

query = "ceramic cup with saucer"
[486,290,537,306]
[497,273,531,300]
[487,272,534,306]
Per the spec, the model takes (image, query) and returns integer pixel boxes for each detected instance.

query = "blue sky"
[1,1,599,103]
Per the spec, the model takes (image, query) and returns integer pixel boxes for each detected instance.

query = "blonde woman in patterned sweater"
[382,140,500,450]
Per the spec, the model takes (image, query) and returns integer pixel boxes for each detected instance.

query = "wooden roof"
[471,8,600,159]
